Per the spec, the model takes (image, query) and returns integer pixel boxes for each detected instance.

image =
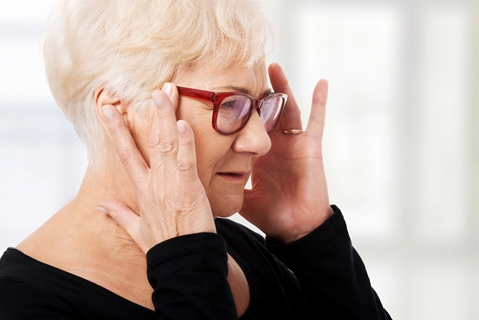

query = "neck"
[61,162,141,255]
[17,162,155,309]
[16,161,250,316]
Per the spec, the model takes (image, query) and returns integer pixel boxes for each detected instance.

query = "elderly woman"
[0,0,391,319]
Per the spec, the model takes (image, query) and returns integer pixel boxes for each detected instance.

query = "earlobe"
[94,88,130,132]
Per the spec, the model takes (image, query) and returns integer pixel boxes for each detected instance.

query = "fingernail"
[152,92,163,107]
[177,121,186,134]
[96,206,108,214]
[162,82,172,97]
[102,105,114,119]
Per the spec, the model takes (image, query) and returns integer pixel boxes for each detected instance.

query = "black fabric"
[0,206,392,319]
[265,205,392,319]
[0,248,156,319]
[146,233,237,319]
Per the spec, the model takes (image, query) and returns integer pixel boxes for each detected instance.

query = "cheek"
[194,129,218,179]
[177,106,210,163]
[177,104,243,216]
[190,127,245,216]
[178,110,222,183]
[193,127,232,186]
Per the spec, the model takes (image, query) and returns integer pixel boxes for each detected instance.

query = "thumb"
[96,200,146,252]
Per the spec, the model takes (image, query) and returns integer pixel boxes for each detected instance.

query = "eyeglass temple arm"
[176,86,217,103]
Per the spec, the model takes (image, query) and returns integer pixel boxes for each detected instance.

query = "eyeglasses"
[176,86,287,135]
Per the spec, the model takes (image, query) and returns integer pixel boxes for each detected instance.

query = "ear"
[94,88,130,136]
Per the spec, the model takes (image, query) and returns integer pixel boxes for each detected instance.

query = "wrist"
[269,205,335,244]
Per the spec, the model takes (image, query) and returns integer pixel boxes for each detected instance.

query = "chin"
[209,194,243,218]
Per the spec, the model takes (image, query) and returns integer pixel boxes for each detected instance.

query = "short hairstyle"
[43,0,273,164]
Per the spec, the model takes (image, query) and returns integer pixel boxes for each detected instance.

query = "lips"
[217,172,245,177]
[216,171,250,180]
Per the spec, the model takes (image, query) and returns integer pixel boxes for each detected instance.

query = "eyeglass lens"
[216,95,284,134]
[260,96,284,132]
[216,95,252,134]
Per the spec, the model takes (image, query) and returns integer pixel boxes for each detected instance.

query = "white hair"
[43,0,273,164]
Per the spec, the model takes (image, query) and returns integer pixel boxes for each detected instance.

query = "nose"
[232,111,271,156]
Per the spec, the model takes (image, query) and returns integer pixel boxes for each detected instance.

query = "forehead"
[173,60,269,97]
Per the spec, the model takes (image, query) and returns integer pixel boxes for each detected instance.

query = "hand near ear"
[97,83,216,253]
[241,64,333,243]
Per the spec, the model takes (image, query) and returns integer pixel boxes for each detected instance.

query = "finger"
[305,79,329,138]
[150,83,180,168]
[268,63,303,133]
[176,120,198,181]
[102,105,149,185]
[97,200,147,252]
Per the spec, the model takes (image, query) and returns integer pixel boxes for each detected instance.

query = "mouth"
[216,172,249,181]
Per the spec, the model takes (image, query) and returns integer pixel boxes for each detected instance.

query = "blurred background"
[0,0,478,318]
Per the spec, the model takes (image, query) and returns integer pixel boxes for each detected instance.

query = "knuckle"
[147,134,160,148]
[114,211,127,226]
[108,125,125,142]
[107,123,120,134]
[177,159,195,171]
[106,114,126,131]
[159,140,176,154]
[157,108,170,120]
[117,149,133,167]
[179,135,194,146]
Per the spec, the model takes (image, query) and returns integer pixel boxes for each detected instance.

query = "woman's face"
[140,61,272,217]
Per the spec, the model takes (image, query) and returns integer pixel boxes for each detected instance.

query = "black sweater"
[0,206,392,319]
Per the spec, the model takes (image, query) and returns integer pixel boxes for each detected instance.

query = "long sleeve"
[146,233,238,320]
[266,206,392,319]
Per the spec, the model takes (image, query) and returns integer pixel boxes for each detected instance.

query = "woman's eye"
[221,100,238,109]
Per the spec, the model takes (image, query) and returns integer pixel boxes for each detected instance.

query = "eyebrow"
[212,85,273,98]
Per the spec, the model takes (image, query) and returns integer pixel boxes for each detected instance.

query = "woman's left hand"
[240,63,333,243]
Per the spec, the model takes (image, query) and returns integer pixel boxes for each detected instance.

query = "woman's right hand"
[97,83,216,253]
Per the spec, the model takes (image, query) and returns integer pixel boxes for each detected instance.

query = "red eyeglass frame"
[176,86,287,135]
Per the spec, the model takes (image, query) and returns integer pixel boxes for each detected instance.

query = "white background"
[1,0,478,319]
